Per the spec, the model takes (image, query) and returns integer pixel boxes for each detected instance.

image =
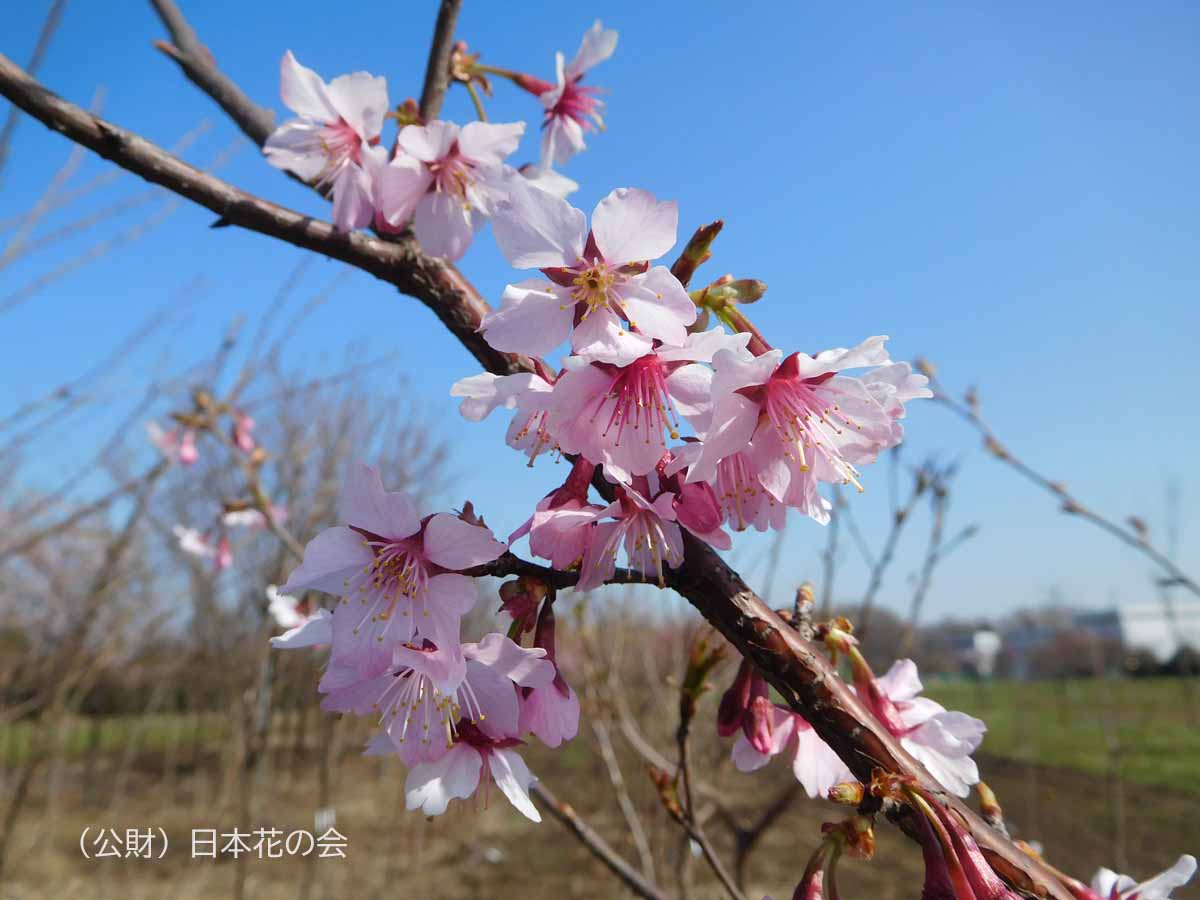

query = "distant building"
[1078,599,1200,666]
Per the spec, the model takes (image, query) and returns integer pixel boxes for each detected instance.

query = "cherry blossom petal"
[405,743,482,817]
[459,121,526,166]
[450,371,539,422]
[876,658,924,702]
[569,306,654,365]
[378,155,433,227]
[493,178,587,268]
[338,463,420,539]
[466,633,554,688]
[790,723,854,799]
[263,121,328,181]
[567,20,618,77]
[270,608,332,649]
[520,683,580,748]
[464,658,521,738]
[591,188,678,267]
[397,120,459,162]
[490,748,541,822]
[482,280,576,357]
[541,113,587,168]
[283,526,373,595]
[278,51,337,122]
[422,514,506,570]
[326,71,388,139]
[414,191,479,260]
[618,267,696,345]
[330,164,375,231]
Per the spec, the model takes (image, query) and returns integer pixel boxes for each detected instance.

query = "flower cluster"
[275,464,578,821]
[452,179,929,588]
[262,21,617,245]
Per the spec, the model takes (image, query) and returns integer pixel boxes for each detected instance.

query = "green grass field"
[927,676,1200,791]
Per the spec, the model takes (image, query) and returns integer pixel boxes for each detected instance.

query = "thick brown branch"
[418,0,464,120]
[0,52,527,376]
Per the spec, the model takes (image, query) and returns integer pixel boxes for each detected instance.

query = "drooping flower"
[518,600,580,748]
[378,120,525,260]
[172,524,213,559]
[267,584,332,649]
[729,702,853,799]
[263,51,388,231]
[147,422,198,465]
[1088,857,1197,900]
[231,411,256,453]
[576,463,730,590]
[404,720,542,822]
[282,463,506,653]
[670,441,792,532]
[484,186,697,365]
[508,457,603,572]
[857,659,985,797]
[450,368,558,464]
[514,21,618,166]
[215,536,233,571]
[545,329,750,482]
[320,632,553,767]
[685,337,930,520]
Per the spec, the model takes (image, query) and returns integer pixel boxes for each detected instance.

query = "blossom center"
[344,532,431,643]
[547,78,604,130]
[764,369,865,492]
[427,144,476,204]
[379,658,485,751]
[318,117,363,173]
[569,261,620,317]
[591,355,680,447]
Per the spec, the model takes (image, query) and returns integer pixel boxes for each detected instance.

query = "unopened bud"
[976,782,1003,826]
[498,576,549,635]
[248,447,269,468]
[393,98,422,127]
[915,357,936,378]
[827,781,864,806]
[648,766,683,819]
[843,815,875,859]
[192,388,214,411]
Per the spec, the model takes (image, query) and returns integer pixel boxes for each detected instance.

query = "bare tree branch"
[0,0,67,185]
[530,781,671,900]
[418,0,464,120]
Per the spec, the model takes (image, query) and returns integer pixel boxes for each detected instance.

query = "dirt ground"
[2,713,1197,900]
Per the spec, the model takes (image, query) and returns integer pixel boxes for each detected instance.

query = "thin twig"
[0,0,68,185]
[928,372,1200,598]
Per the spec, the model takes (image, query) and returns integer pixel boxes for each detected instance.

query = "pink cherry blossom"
[215,536,233,571]
[450,367,558,464]
[321,632,552,768]
[484,185,698,365]
[231,411,256,453]
[404,721,542,821]
[1089,857,1196,900]
[685,337,930,521]
[669,442,792,532]
[378,120,525,260]
[263,51,388,231]
[545,329,750,482]
[172,524,213,559]
[267,584,331,649]
[147,421,198,465]
[518,163,578,199]
[576,465,730,590]
[858,659,985,797]
[282,463,506,652]
[516,21,618,166]
[508,457,603,572]
[729,702,853,799]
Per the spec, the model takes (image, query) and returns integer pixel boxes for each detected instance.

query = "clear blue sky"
[3,1,1198,623]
